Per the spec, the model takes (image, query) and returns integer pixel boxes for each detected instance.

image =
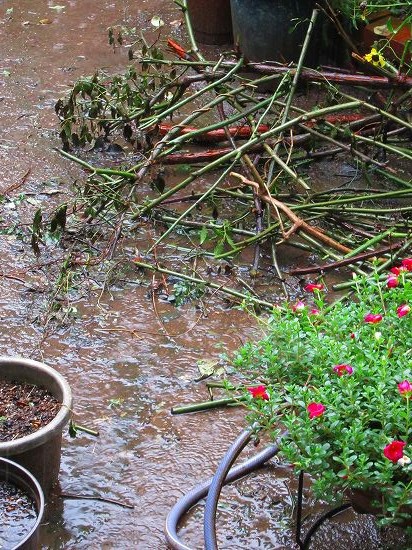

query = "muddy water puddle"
[0,1,410,549]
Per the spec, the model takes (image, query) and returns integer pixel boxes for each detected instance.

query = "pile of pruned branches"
[48,0,412,308]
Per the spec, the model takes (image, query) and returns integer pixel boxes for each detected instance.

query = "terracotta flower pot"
[0,457,45,550]
[0,357,72,497]
[187,0,233,45]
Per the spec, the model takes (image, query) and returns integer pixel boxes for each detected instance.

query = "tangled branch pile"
[49,1,412,307]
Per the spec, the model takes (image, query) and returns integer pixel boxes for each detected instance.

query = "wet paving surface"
[1,2,411,549]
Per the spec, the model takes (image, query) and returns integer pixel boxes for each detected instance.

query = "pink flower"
[390,266,407,276]
[387,275,399,288]
[307,402,325,419]
[401,258,412,271]
[397,304,410,318]
[310,308,320,316]
[292,301,305,313]
[304,283,324,292]
[247,385,269,401]
[383,440,406,463]
[398,380,412,396]
[333,364,354,376]
[364,313,383,324]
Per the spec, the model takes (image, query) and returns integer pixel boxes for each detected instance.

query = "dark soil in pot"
[0,380,60,441]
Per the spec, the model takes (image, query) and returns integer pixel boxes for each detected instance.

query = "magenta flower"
[383,440,406,463]
[397,304,410,318]
[333,364,353,376]
[310,308,320,316]
[292,301,305,313]
[307,402,325,419]
[390,265,407,276]
[304,283,324,292]
[387,275,399,288]
[401,258,412,271]
[247,385,269,401]
[398,380,412,396]
[364,313,383,324]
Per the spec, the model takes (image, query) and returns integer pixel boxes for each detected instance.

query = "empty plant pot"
[0,457,45,550]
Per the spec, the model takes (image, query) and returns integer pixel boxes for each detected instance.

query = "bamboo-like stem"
[171,396,244,414]
[272,8,319,158]
[55,149,136,180]
[264,143,310,190]
[133,261,275,309]
[153,213,256,237]
[175,0,205,62]
[290,242,404,275]
[290,187,412,212]
[146,162,236,253]
[140,58,412,88]
[332,238,412,290]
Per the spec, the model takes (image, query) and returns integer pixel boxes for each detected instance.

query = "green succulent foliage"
[232,264,412,526]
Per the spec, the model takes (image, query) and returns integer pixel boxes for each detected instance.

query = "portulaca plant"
[232,259,412,527]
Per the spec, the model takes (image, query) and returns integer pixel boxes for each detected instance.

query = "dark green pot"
[230,0,318,65]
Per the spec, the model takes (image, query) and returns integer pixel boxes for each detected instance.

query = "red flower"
[307,402,325,419]
[398,380,412,396]
[310,308,320,316]
[333,364,353,376]
[364,313,383,324]
[401,258,412,271]
[350,332,356,339]
[247,385,269,401]
[383,440,406,463]
[387,275,399,289]
[397,304,410,318]
[390,266,407,276]
[292,301,305,313]
[304,283,324,292]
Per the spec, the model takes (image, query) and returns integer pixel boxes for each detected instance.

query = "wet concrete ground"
[1,2,411,549]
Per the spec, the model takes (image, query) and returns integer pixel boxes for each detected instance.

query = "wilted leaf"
[196,359,219,379]
[151,15,164,28]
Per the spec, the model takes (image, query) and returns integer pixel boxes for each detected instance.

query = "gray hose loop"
[204,429,284,550]
[165,429,281,550]
[204,429,254,550]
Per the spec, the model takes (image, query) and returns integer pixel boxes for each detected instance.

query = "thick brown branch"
[230,172,351,255]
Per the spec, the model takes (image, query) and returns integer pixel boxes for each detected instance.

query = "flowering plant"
[232,260,412,527]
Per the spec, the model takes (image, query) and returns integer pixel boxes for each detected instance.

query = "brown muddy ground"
[0,2,411,549]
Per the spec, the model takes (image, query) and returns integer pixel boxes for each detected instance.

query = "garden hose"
[165,429,282,550]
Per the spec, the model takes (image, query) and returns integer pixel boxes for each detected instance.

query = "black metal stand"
[295,471,352,550]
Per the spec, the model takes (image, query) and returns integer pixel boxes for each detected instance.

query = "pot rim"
[0,357,72,454]
[0,456,45,550]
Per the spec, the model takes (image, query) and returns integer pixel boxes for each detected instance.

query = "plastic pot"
[230,0,318,65]
[187,0,233,45]
[0,357,72,496]
[0,457,45,550]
